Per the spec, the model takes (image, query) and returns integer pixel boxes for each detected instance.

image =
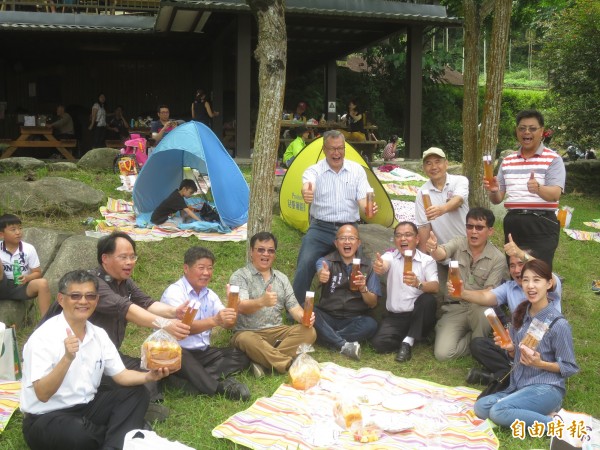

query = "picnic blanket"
[85,198,247,242]
[563,219,600,242]
[213,363,499,450]
[0,381,20,433]
[391,200,416,223]
[373,167,427,183]
[383,183,420,197]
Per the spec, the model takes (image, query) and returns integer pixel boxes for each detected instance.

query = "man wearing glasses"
[151,104,178,144]
[292,129,375,305]
[371,222,439,363]
[229,232,316,377]
[426,207,507,362]
[484,109,565,269]
[313,224,381,360]
[20,270,172,450]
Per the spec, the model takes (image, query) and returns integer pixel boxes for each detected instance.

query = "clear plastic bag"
[141,320,182,371]
[289,343,320,390]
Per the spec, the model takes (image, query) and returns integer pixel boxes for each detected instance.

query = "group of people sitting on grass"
[0,108,579,449]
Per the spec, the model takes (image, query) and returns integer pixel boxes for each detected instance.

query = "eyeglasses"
[255,247,276,255]
[394,233,416,238]
[114,254,138,262]
[466,224,487,231]
[337,236,358,243]
[517,126,541,133]
[323,146,345,153]
[61,292,99,301]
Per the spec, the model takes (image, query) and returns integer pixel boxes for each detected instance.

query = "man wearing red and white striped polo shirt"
[485,109,565,270]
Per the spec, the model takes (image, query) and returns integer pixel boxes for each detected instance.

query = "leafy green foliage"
[541,0,600,147]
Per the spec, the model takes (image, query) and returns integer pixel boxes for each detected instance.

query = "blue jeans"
[313,307,378,350]
[292,220,338,304]
[474,384,563,428]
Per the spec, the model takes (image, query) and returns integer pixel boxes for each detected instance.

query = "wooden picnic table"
[1,126,77,160]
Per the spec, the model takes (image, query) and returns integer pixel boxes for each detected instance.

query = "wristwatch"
[417,281,423,291]
[522,252,531,263]
[360,287,369,294]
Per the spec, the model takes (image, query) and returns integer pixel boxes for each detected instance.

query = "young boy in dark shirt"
[151,179,202,225]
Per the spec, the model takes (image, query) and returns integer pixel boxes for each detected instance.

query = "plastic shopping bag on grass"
[0,322,22,381]
[289,343,320,390]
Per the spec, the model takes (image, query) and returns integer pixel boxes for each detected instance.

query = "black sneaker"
[340,342,361,360]
[144,402,170,423]
[221,378,251,401]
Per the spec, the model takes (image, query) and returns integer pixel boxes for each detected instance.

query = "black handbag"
[198,202,220,223]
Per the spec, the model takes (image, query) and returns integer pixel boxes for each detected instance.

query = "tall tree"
[461,0,512,208]
[246,0,287,257]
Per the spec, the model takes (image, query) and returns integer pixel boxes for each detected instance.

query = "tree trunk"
[246,0,287,259]
[479,0,512,196]
[461,0,483,207]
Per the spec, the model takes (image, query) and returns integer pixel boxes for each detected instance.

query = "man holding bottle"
[313,225,381,361]
[160,246,250,401]
[371,221,439,363]
[427,207,506,362]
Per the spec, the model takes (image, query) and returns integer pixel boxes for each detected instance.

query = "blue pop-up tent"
[132,121,249,228]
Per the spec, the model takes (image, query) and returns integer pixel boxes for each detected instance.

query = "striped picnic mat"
[213,363,498,449]
[0,381,20,433]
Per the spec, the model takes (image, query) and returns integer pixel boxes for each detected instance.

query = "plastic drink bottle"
[484,308,511,346]
[302,291,314,327]
[228,285,240,310]
[181,301,199,326]
[448,261,462,297]
[422,189,432,210]
[365,187,375,219]
[13,260,22,286]
[483,155,494,184]
[403,250,413,274]
[557,209,567,228]
[349,259,361,291]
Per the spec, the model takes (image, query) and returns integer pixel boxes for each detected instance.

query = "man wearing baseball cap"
[415,147,469,297]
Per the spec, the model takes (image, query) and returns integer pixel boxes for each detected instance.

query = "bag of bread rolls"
[141,323,182,372]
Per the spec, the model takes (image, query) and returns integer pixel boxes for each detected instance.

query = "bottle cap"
[484,308,496,317]
[404,250,413,257]
[366,187,374,193]
[450,260,459,268]
[230,285,239,293]
[422,189,429,195]
[353,258,361,265]
[306,291,315,298]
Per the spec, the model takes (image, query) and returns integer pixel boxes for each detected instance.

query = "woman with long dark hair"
[191,89,219,127]
[474,259,578,428]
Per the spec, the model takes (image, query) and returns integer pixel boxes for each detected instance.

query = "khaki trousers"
[232,325,316,374]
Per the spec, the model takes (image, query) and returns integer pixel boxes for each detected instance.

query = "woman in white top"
[89,93,107,149]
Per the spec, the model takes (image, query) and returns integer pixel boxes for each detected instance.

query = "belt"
[508,209,554,216]
[445,301,461,305]
[313,218,357,228]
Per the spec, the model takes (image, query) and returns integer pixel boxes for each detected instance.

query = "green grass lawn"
[1,167,599,449]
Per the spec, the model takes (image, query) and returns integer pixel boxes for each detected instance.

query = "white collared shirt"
[20,313,125,414]
[160,276,224,350]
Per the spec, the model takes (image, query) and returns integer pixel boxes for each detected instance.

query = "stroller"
[113,134,148,174]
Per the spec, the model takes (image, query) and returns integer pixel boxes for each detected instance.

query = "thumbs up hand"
[302,181,314,204]
[504,233,521,258]
[426,231,438,254]
[262,284,278,308]
[527,171,540,194]
[318,260,331,283]
[373,252,386,275]
[64,328,79,361]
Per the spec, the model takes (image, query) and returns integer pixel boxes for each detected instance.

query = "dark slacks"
[470,336,511,380]
[173,346,250,395]
[503,210,560,270]
[370,293,437,353]
[23,384,148,450]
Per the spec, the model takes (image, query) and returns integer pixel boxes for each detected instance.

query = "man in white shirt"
[161,246,250,400]
[20,270,171,450]
[371,222,439,363]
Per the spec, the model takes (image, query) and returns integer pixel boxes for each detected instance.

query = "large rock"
[0,177,105,215]
[77,147,119,171]
[43,235,98,298]
[47,161,79,172]
[0,157,46,171]
[22,228,74,273]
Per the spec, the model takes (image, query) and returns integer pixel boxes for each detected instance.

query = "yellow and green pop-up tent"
[279,137,397,233]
